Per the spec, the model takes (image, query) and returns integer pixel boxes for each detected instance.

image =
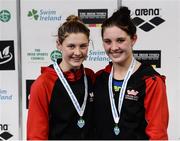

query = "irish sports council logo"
[0,10,11,22]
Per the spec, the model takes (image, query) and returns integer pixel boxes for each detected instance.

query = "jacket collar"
[56,59,84,82]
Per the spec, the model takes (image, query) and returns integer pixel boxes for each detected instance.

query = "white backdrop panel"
[122,0,180,139]
[0,0,19,140]
[20,0,117,139]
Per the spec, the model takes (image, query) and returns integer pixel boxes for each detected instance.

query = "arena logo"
[0,40,15,70]
[0,10,11,22]
[132,8,165,32]
[27,9,62,21]
[0,124,13,140]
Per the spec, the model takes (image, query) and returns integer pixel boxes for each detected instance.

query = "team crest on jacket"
[89,92,94,102]
[125,89,139,101]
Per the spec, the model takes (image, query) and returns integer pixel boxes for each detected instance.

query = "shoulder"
[84,67,95,83]
[31,66,58,94]
[95,63,112,78]
[30,73,56,104]
[31,74,46,89]
[95,69,105,79]
[138,64,166,85]
[85,67,95,75]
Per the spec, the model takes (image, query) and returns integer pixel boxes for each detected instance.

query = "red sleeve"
[27,75,52,140]
[144,76,169,140]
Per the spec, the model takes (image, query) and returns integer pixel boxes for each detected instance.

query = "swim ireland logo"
[27,9,61,21]
[0,10,11,22]
[132,8,165,32]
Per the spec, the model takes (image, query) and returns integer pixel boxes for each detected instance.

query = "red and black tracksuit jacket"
[27,64,95,140]
[93,63,169,140]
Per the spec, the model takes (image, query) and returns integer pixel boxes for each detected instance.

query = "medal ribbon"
[53,61,88,117]
[108,57,136,124]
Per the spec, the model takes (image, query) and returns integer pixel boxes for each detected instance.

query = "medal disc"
[114,125,120,135]
[77,118,85,128]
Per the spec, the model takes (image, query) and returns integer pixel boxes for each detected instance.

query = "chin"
[111,58,124,63]
[71,62,82,68]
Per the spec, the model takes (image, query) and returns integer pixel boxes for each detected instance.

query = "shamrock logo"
[27,9,39,20]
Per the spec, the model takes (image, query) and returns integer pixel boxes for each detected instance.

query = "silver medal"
[53,62,88,129]
[77,118,85,128]
[109,58,136,136]
[114,125,120,135]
